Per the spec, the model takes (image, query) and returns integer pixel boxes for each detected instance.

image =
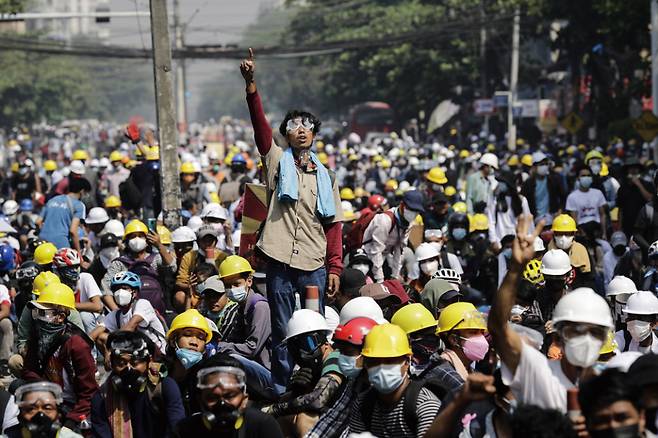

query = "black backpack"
[119,175,142,211]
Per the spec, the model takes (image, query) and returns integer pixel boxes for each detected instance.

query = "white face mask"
[403,208,418,223]
[563,334,604,368]
[536,165,549,176]
[99,247,120,268]
[128,237,147,253]
[113,288,133,307]
[554,235,574,250]
[352,264,370,275]
[227,285,248,303]
[420,260,439,276]
[626,320,652,342]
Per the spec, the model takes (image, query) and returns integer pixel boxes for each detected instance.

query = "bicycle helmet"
[19,199,33,212]
[649,240,658,260]
[53,248,81,268]
[432,268,462,285]
[111,271,142,290]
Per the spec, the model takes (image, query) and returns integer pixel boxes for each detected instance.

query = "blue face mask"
[176,348,203,369]
[579,176,593,189]
[452,227,467,241]
[367,363,405,394]
[501,248,512,259]
[337,354,362,379]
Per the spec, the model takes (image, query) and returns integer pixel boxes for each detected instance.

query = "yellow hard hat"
[180,162,196,174]
[157,225,171,245]
[600,162,609,177]
[552,214,577,233]
[469,213,489,232]
[566,145,577,155]
[444,186,457,197]
[35,283,75,310]
[210,192,221,204]
[317,152,329,165]
[436,302,487,334]
[373,155,383,163]
[452,202,467,214]
[427,167,448,185]
[316,141,325,150]
[72,149,89,161]
[523,259,544,285]
[109,150,124,162]
[104,196,121,209]
[166,309,212,342]
[521,154,533,167]
[10,163,18,173]
[354,187,368,198]
[459,150,470,159]
[391,303,437,335]
[385,179,398,191]
[224,153,234,166]
[486,143,496,152]
[340,188,355,201]
[516,138,525,146]
[32,271,61,296]
[610,207,619,222]
[145,146,160,161]
[599,330,617,355]
[124,219,148,238]
[361,323,412,358]
[34,242,57,265]
[44,160,57,172]
[348,154,359,162]
[585,150,604,163]
[380,159,391,169]
[507,155,519,167]
[219,255,254,279]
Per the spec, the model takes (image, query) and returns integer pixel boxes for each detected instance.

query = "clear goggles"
[31,307,63,323]
[196,366,246,391]
[15,382,63,407]
[16,266,39,280]
[286,118,314,133]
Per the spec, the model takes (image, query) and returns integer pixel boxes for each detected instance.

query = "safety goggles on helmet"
[16,265,39,280]
[196,366,246,391]
[109,337,150,361]
[288,331,326,354]
[558,323,608,342]
[15,382,63,409]
[286,118,314,133]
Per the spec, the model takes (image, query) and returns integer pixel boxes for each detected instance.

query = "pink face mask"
[460,334,489,362]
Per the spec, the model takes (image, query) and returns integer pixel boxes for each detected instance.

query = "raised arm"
[241,48,272,156]
[488,214,543,374]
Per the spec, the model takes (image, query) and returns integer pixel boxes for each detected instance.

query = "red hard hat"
[367,194,387,211]
[333,317,378,346]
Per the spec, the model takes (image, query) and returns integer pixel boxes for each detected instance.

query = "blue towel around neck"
[277,147,336,218]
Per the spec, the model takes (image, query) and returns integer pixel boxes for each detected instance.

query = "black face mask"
[202,399,240,431]
[17,279,33,293]
[545,278,565,293]
[21,411,59,438]
[111,367,147,397]
[613,246,626,257]
[589,424,640,438]
[411,336,440,364]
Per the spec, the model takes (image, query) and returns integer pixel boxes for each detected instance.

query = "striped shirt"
[347,386,442,438]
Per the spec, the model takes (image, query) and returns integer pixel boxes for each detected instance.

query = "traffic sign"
[633,111,658,142]
[560,112,584,135]
[474,99,494,116]
[512,104,523,117]
[493,93,509,108]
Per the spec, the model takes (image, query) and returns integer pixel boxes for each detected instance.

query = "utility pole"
[149,0,181,230]
[507,6,520,151]
[651,0,658,161]
[173,0,188,138]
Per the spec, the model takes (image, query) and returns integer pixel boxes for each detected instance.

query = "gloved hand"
[289,367,315,393]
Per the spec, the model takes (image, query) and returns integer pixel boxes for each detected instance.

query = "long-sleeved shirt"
[465,171,493,213]
[362,208,407,283]
[217,290,271,368]
[246,91,343,275]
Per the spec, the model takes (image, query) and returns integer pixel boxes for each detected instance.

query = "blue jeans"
[231,354,275,401]
[266,259,326,395]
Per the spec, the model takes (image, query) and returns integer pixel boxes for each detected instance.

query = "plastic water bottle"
[79,415,91,431]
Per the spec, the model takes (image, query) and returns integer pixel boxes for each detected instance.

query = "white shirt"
[614,330,658,354]
[102,299,166,353]
[501,342,574,412]
[76,273,102,304]
[363,208,409,283]
[0,285,10,307]
[565,189,607,224]
[487,195,532,245]
[2,395,18,432]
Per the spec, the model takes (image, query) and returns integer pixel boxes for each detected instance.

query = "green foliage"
[0,0,23,14]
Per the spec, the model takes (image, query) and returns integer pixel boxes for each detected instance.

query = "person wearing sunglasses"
[240,49,344,396]
[175,354,283,437]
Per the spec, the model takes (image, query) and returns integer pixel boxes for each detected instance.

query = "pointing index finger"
[248,47,254,60]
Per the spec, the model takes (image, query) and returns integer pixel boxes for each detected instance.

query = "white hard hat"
[200,203,228,221]
[99,157,110,168]
[2,200,18,216]
[232,229,241,248]
[85,207,109,224]
[339,296,387,325]
[90,159,100,168]
[324,306,340,342]
[415,242,440,262]
[540,249,571,276]
[552,287,614,329]
[606,275,638,297]
[623,291,658,315]
[605,351,642,373]
[171,226,196,243]
[325,144,335,154]
[187,216,203,232]
[479,153,499,170]
[284,309,330,341]
[100,219,125,238]
[649,240,658,259]
[534,236,545,252]
[398,181,411,192]
[409,157,420,166]
[341,200,354,213]
[69,160,85,175]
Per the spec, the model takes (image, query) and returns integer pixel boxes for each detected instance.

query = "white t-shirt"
[76,273,102,304]
[0,285,10,307]
[565,189,607,224]
[102,299,166,353]
[501,342,574,412]
[614,330,658,354]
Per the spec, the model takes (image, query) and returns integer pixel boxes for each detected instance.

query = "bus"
[348,102,395,138]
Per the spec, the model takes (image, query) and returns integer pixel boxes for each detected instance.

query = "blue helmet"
[231,154,247,165]
[19,199,33,212]
[0,245,14,272]
[111,271,141,290]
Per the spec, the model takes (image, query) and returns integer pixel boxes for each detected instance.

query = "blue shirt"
[535,178,549,216]
[39,194,85,248]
